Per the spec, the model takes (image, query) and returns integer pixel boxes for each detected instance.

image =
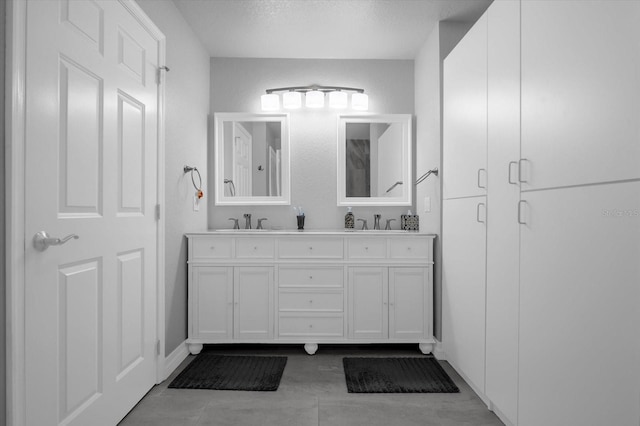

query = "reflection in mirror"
[338,114,412,206]
[215,113,290,205]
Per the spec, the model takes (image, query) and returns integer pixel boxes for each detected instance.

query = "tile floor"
[119,344,503,426]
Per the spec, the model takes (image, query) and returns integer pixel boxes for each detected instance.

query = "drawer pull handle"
[254,246,258,250]
[309,324,313,328]
[309,246,313,250]
[309,300,313,304]
[364,246,369,250]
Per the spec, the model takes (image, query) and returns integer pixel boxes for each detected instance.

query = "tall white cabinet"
[443,1,640,426]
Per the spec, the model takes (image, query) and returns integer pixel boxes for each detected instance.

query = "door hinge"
[155,204,161,221]
[156,340,161,356]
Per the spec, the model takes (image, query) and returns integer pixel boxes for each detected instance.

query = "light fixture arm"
[265,85,365,94]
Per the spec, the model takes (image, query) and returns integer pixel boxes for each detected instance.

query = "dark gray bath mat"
[343,356,459,393]
[169,354,287,391]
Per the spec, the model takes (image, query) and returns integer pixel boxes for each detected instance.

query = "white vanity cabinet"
[186,232,435,355]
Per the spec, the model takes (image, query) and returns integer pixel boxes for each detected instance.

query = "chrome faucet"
[228,218,240,229]
[385,218,396,230]
[357,218,368,230]
[373,214,381,230]
[244,213,252,229]
[257,218,268,229]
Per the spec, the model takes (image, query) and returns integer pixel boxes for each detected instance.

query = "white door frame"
[4,1,166,425]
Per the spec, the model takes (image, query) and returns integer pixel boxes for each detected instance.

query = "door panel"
[485,1,520,423]
[24,1,161,424]
[234,267,274,340]
[389,267,428,339]
[519,182,640,426]
[191,267,233,339]
[349,267,388,339]
[521,1,640,189]
[443,12,488,200]
[442,196,486,393]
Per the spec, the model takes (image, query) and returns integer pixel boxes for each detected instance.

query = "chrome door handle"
[518,159,528,183]
[508,161,518,184]
[33,231,79,251]
[476,202,486,224]
[517,200,527,225]
[477,168,487,189]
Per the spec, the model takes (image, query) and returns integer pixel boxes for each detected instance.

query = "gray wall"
[209,58,415,230]
[414,20,475,341]
[136,0,210,356]
[1,0,6,420]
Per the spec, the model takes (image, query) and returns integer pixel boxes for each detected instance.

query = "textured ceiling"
[172,0,492,59]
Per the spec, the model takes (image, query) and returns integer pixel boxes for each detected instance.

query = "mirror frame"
[337,113,412,206]
[214,112,291,205]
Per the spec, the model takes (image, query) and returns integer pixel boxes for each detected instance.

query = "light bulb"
[283,91,302,109]
[261,93,280,111]
[305,90,325,108]
[329,91,348,109]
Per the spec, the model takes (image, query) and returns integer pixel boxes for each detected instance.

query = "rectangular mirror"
[214,112,290,205]
[337,114,412,206]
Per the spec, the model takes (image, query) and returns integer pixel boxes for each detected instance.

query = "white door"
[442,196,486,394]
[349,267,388,339]
[24,1,161,425]
[388,267,428,340]
[485,0,520,423]
[190,267,233,340]
[521,1,640,190]
[233,122,252,196]
[234,267,274,340]
[442,11,488,200]
[518,182,640,426]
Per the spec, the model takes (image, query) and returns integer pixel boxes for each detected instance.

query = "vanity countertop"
[186,229,437,237]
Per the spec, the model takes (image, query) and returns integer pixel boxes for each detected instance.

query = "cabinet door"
[234,267,274,340]
[443,12,488,200]
[521,1,640,190]
[190,266,233,340]
[348,267,388,339]
[485,0,520,423]
[519,182,640,426]
[389,267,430,340]
[442,196,486,393]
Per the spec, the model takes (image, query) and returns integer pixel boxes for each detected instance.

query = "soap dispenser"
[345,207,355,229]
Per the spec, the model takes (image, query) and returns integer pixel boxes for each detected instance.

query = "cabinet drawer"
[236,238,275,259]
[279,266,344,288]
[389,238,431,260]
[347,238,387,259]
[279,289,343,312]
[278,237,343,259]
[278,314,344,337]
[190,237,233,260]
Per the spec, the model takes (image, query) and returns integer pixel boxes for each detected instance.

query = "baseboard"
[488,402,515,426]
[163,340,190,380]
[432,339,446,360]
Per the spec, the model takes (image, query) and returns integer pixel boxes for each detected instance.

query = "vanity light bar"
[261,85,368,111]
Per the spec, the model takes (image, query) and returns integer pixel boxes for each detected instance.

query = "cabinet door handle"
[508,161,518,184]
[518,200,527,225]
[477,168,487,189]
[476,202,486,223]
[518,159,529,183]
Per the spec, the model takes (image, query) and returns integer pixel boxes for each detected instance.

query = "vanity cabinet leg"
[188,343,203,355]
[419,343,434,355]
[304,343,318,355]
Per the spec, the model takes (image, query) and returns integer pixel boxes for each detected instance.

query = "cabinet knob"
[364,246,369,250]
[309,275,313,280]
[210,246,215,250]
[254,246,258,250]
[309,246,313,250]
[309,299,313,304]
